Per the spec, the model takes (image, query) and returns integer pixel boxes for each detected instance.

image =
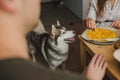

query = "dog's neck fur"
[39,33,69,69]
[48,34,69,54]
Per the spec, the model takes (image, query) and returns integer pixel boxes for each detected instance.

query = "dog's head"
[50,21,76,45]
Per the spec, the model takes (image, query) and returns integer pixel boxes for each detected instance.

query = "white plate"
[113,49,120,62]
[81,27,119,45]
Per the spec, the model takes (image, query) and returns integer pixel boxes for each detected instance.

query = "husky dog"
[27,21,76,70]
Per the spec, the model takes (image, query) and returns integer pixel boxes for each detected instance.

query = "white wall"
[83,0,90,19]
[64,0,90,19]
[64,0,83,19]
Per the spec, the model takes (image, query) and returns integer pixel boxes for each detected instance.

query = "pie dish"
[81,27,119,45]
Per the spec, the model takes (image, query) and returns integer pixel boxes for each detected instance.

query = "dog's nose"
[73,30,76,34]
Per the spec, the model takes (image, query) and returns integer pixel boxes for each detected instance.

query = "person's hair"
[97,0,107,17]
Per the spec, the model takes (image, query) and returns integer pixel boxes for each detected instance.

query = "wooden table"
[79,35,120,80]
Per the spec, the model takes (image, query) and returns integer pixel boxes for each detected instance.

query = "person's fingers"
[117,24,120,29]
[89,21,96,30]
[95,55,103,67]
[111,22,116,27]
[90,21,94,29]
[102,61,107,73]
[89,54,99,66]
[86,20,96,30]
[113,22,120,27]
[90,22,94,30]
[86,21,90,28]
[99,56,105,68]
[93,22,96,30]
[86,20,92,29]
[115,23,120,29]
[111,21,120,27]
[86,21,89,28]
[88,22,90,28]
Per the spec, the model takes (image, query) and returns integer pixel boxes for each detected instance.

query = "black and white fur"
[27,21,76,70]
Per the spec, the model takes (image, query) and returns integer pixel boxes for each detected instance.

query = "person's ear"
[0,0,16,13]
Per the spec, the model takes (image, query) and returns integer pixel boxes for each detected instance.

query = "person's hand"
[84,54,107,80]
[85,18,97,30]
[111,20,120,29]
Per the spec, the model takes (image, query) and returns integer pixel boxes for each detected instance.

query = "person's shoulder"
[116,0,120,7]
[90,0,97,6]
[117,0,120,3]
[90,0,97,4]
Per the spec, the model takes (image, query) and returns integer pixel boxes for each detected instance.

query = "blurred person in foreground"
[0,0,107,80]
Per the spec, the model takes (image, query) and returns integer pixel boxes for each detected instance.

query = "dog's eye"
[62,31,66,34]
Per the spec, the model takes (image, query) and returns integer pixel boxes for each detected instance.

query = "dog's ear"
[57,20,61,26]
[51,25,56,36]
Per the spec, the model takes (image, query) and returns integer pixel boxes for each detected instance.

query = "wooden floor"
[41,2,86,73]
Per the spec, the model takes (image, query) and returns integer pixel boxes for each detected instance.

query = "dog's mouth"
[64,37,76,43]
